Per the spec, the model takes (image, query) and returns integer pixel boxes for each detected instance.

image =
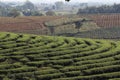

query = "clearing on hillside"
[0,16,62,35]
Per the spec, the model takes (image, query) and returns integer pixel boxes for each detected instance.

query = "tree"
[22,10,32,16]
[77,3,120,14]
[46,11,56,16]
[22,0,36,11]
[75,19,86,33]
[44,23,55,36]
[75,21,83,33]
[8,9,20,18]
[55,1,64,10]
[48,26,55,36]
[31,11,44,16]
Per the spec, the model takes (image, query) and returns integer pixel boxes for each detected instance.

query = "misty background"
[0,0,120,17]
[2,0,120,4]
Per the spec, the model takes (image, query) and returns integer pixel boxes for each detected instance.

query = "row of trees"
[7,9,56,17]
[77,3,120,14]
[0,0,39,17]
[0,0,57,17]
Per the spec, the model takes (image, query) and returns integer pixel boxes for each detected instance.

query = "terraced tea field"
[0,32,120,80]
[60,27,120,40]
[79,14,120,28]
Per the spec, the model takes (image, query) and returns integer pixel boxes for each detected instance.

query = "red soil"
[80,14,120,28]
[0,16,62,34]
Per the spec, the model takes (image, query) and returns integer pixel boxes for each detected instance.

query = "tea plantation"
[0,32,120,80]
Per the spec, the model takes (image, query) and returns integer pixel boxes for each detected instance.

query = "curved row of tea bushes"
[0,32,120,80]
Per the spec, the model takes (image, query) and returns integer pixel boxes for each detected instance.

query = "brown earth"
[80,13,120,28]
[0,16,62,35]
[1,14,120,35]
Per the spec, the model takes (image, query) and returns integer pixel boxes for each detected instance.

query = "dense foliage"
[77,3,120,14]
[0,32,120,80]
[0,1,41,17]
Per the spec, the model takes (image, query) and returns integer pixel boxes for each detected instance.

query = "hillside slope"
[0,32,120,80]
[60,27,120,40]
[0,16,61,35]
[79,14,120,28]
